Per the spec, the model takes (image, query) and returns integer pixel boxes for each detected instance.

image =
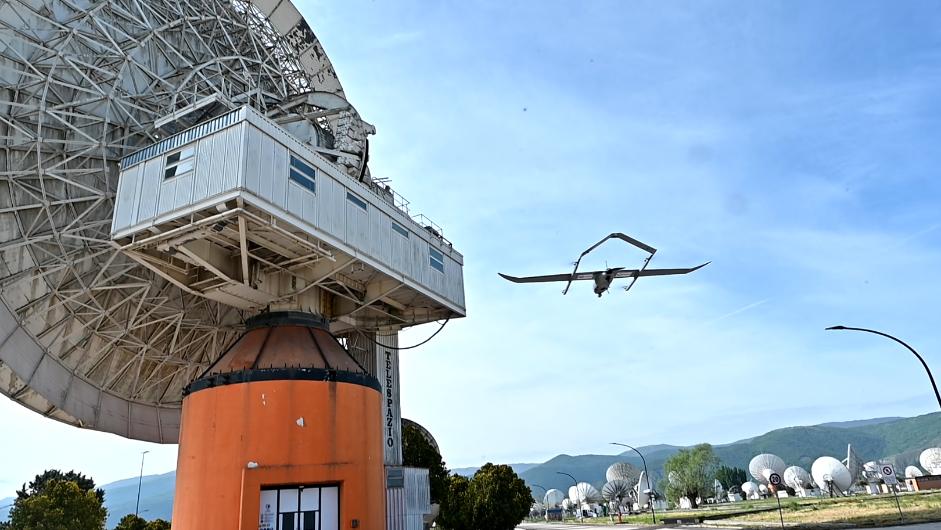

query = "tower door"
[259,486,339,530]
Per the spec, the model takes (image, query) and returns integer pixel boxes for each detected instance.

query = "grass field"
[536,491,941,527]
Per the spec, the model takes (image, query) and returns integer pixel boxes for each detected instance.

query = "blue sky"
[3,0,941,497]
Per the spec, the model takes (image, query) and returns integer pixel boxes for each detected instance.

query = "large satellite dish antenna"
[602,479,633,522]
[606,462,640,483]
[572,482,601,504]
[601,479,633,504]
[636,471,652,506]
[748,453,787,485]
[920,448,941,474]
[811,456,853,494]
[543,489,566,508]
[741,481,760,499]
[905,465,924,479]
[0,1,466,528]
[783,466,813,490]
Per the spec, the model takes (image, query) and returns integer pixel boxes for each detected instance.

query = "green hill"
[521,412,941,495]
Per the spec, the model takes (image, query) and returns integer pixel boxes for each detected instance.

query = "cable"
[354,317,450,350]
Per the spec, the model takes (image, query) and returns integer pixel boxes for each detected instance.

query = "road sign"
[768,472,785,530]
[881,464,899,485]
[880,463,904,523]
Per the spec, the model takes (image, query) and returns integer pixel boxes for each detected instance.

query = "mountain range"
[517,413,940,494]
[1,412,937,528]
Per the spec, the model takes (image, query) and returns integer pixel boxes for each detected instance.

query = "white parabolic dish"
[741,481,759,495]
[573,482,601,504]
[544,489,565,508]
[748,453,787,485]
[920,448,941,474]
[905,466,924,479]
[783,466,813,489]
[811,456,853,492]
[606,462,639,483]
[601,480,633,503]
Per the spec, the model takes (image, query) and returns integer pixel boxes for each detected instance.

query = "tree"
[17,470,103,503]
[437,474,471,530]
[467,464,531,530]
[115,514,147,530]
[663,444,719,509]
[114,513,171,530]
[437,464,531,530]
[402,421,449,503]
[715,466,748,490]
[8,479,107,530]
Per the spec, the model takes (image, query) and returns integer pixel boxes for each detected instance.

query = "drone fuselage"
[593,270,615,296]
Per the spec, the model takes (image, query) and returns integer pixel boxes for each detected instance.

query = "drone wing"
[498,271,597,284]
[613,262,710,278]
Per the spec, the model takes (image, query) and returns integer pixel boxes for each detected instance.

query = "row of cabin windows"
[162,148,446,274]
[286,155,447,275]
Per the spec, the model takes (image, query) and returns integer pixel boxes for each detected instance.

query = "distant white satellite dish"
[636,471,652,506]
[905,466,924,479]
[544,489,565,508]
[602,480,633,504]
[574,482,602,504]
[811,456,853,492]
[606,462,639,483]
[741,481,760,499]
[749,454,786,485]
[783,466,812,489]
[920,448,941,475]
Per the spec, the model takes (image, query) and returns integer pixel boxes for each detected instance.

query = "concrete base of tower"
[171,312,386,530]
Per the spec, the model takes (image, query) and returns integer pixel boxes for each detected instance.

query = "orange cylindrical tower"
[172,312,385,530]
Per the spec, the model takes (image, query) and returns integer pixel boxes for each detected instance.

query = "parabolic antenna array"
[0,1,465,530]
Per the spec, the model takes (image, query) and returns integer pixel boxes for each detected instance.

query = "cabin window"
[347,192,368,211]
[391,222,409,238]
[289,155,316,193]
[429,247,445,273]
[163,146,196,179]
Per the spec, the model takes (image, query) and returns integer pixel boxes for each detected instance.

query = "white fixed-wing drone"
[498,233,709,297]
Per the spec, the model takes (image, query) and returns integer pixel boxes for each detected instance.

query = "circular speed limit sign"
[768,473,782,486]
[883,466,893,476]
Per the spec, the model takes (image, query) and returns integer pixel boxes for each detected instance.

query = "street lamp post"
[556,472,581,521]
[611,442,657,524]
[826,326,941,409]
[135,450,149,517]
[531,483,548,521]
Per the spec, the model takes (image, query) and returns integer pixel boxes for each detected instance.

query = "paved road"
[517,522,941,530]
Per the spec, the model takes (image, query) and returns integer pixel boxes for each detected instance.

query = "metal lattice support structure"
[0,0,373,442]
